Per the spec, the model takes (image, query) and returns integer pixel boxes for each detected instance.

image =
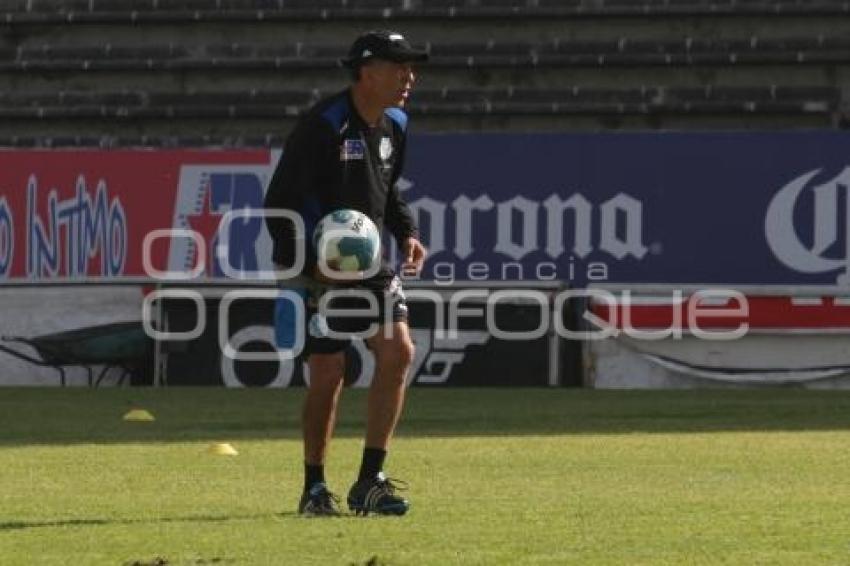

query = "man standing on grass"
[264,30,428,516]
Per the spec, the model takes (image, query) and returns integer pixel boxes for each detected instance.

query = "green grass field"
[2,388,850,565]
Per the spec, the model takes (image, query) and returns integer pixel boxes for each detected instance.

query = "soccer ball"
[312,209,381,273]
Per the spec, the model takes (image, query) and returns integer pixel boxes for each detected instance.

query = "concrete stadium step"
[3,15,847,48]
[2,37,848,73]
[0,61,837,97]
[0,103,837,147]
[1,0,848,20]
[0,86,838,120]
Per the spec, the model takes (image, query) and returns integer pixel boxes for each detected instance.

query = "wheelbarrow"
[0,321,152,387]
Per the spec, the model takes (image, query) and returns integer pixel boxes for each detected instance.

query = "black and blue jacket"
[264,88,418,277]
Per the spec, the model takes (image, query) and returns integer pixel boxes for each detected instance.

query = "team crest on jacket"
[341,139,365,161]
[379,137,393,162]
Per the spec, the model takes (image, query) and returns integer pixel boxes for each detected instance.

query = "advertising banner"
[401,131,850,286]
[2,135,850,387]
[0,149,277,281]
[0,132,849,287]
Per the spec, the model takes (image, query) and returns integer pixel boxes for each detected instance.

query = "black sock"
[304,463,325,492]
[358,447,387,482]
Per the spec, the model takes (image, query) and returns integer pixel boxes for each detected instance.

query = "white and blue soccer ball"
[312,209,381,273]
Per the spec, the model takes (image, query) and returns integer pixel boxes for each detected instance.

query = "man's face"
[362,60,417,108]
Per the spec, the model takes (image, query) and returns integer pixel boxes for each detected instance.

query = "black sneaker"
[298,482,341,516]
[347,472,410,516]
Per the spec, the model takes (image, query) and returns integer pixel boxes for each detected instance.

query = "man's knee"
[385,337,414,373]
[396,335,415,369]
[373,330,415,373]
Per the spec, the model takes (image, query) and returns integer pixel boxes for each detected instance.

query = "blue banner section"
[399,131,850,286]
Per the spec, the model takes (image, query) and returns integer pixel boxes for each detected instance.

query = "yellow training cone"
[208,443,238,456]
[123,409,155,422]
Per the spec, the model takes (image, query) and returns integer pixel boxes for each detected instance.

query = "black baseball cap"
[341,30,429,68]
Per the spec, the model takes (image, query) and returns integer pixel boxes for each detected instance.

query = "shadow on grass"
[0,514,265,532]
[0,511,361,532]
[3,388,850,446]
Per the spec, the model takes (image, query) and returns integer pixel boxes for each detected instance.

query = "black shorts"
[304,273,408,356]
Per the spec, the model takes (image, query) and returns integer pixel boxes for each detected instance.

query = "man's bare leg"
[298,350,346,515]
[364,321,415,451]
[346,321,415,516]
[303,351,346,466]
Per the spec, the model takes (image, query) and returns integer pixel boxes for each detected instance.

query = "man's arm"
[384,136,427,274]
[264,117,333,276]
[384,135,417,245]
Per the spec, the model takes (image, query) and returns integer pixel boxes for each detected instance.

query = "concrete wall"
[587,333,850,389]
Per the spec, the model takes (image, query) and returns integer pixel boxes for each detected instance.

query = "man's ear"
[359,64,373,84]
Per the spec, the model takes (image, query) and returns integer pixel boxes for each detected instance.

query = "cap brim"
[340,49,429,68]
[384,48,429,63]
